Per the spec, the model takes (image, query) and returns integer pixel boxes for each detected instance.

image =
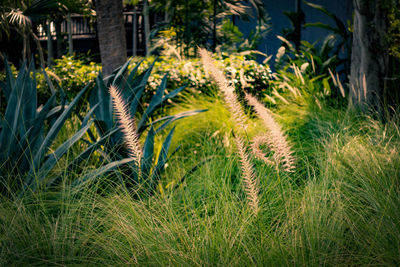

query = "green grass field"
[1,85,399,266]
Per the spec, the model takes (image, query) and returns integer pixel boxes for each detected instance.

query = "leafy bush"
[32,54,272,103]
[36,56,101,103]
[269,35,347,110]
[132,53,272,98]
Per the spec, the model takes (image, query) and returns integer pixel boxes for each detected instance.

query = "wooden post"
[133,6,137,57]
[46,20,53,66]
[67,13,73,55]
[143,0,150,56]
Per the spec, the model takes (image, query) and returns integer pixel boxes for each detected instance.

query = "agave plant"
[0,59,93,196]
[68,59,206,194]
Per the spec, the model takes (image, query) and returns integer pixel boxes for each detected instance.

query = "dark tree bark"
[350,0,389,114]
[212,0,217,52]
[293,0,302,49]
[95,0,127,77]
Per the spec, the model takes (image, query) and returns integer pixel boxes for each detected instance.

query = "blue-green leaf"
[129,59,156,116]
[112,59,132,88]
[90,72,113,129]
[27,120,94,191]
[71,157,135,192]
[28,83,89,177]
[141,126,155,179]
[137,73,168,132]
[149,126,175,189]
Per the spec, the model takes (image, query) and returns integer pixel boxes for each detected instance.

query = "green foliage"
[36,56,101,103]
[152,0,269,56]
[0,59,91,196]
[272,35,346,108]
[34,54,272,102]
[303,1,352,75]
[133,53,272,98]
[1,92,399,266]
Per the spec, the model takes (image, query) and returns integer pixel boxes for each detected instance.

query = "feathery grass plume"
[199,48,246,129]
[109,85,142,166]
[234,136,259,215]
[250,135,274,166]
[245,93,295,172]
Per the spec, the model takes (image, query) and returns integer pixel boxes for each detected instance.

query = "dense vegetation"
[1,0,400,266]
[1,44,399,265]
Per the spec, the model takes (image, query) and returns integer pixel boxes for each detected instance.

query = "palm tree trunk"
[95,0,127,77]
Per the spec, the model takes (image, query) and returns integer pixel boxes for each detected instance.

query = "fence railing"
[36,7,161,56]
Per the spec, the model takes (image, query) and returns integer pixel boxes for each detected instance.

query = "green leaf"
[28,83,89,179]
[90,72,113,129]
[81,102,99,128]
[0,63,28,161]
[41,68,56,95]
[153,109,207,134]
[137,73,168,132]
[123,60,142,94]
[27,120,94,191]
[129,59,156,116]
[18,93,56,173]
[303,22,339,35]
[2,58,15,101]
[141,126,155,180]
[112,58,132,88]
[149,126,175,190]
[71,157,136,192]
[65,127,119,172]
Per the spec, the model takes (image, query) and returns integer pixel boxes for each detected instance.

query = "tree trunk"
[46,20,53,66]
[143,0,150,56]
[96,0,127,77]
[293,0,302,49]
[350,0,389,114]
[212,0,217,52]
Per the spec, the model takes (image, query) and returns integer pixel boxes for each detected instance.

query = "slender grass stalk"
[199,48,246,129]
[234,136,259,215]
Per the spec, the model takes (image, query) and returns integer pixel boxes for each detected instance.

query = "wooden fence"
[36,6,160,56]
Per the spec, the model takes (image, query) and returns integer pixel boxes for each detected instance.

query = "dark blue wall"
[236,0,353,60]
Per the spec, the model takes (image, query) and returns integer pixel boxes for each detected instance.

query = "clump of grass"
[199,48,247,129]
[200,48,260,214]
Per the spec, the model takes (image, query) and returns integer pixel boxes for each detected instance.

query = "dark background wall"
[236,0,353,61]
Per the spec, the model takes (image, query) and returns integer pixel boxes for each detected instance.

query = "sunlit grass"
[1,77,399,266]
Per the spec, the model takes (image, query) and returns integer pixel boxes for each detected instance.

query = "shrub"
[36,56,101,104]
[31,54,272,103]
